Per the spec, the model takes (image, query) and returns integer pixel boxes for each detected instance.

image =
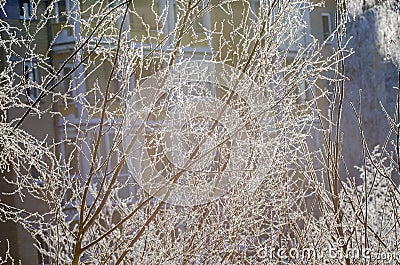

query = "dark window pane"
[19,0,31,18]
[322,15,330,40]
[56,0,67,22]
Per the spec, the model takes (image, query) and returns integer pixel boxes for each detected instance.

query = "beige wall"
[0,0,56,263]
[0,0,341,262]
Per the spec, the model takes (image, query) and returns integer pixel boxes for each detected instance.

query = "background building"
[2,0,396,263]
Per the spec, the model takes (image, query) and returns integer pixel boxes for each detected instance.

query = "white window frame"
[321,12,332,41]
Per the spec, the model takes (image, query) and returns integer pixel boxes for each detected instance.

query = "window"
[62,138,80,176]
[59,130,81,204]
[192,12,203,32]
[173,0,204,32]
[60,65,74,105]
[106,0,116,8]
[130,0,159,31]
[321,12,332,40]
[173,1,179,26]
[54,0,67,23]
[91,130,128,174]
[298,80,307,103]
[19,0,32,19]
[88,129,132,198]
[35,231,50,265]
[252,0,260,18]
[24,62,39,102]
[30,153,45,186]
[36,232,50,265]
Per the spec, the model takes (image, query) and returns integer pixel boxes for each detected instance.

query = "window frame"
[24,61,40,102]
[170,0,209,33]
[30,149,46,187]
[60,63,75,105]
[19,0,32,20]
[321,12,332,41]
[35,231,50,265]
[251,0,261,20]
[298,80,307,103]
[54,0,68,23]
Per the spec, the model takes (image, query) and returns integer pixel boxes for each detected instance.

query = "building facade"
[0,0,340,263]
